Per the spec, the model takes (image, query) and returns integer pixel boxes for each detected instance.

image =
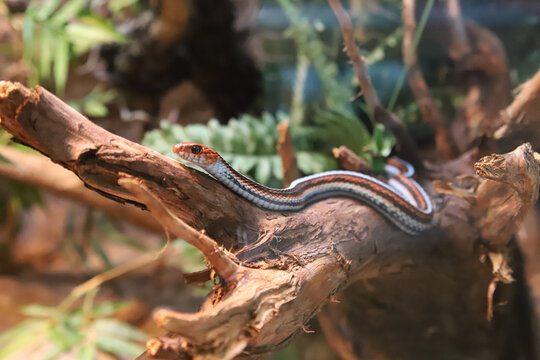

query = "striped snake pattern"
[173,142,433,235]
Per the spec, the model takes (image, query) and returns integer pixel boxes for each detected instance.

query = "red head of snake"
[172,142,221,165]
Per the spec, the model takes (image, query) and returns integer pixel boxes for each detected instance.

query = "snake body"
[173,142,433,235]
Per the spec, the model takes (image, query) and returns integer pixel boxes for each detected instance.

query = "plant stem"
[387,0,435,112]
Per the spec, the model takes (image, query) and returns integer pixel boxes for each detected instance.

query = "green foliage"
[173,240,207,274]
[274,0,395,172]
[170,239,215,296]
[4,180,43,210]
[278,0,352,110]
[0,301,146,360]
[362,26,404,67]
[68,87,118,117]
[143,114,341,186]
[366,123,396,173]
[22,0,127,95]
[387,0,435,111]
[108,0,142,14]
[307,107,371,154]
[0,130,43,227]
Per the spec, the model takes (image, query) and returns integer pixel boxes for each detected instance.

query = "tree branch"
[402,0,458,160]
[327,0,423,170]
[0,81,262,249]
[494,69,540,151]
[0,81,538,358]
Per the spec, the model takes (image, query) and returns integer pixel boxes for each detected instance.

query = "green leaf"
[21,15,35,60]
[43,343,64,360]
[175,241,206,273]
[66,17,127,54]
[77,343,97,360]
[185,124,209,144]
[90,301,128,317]
[207,118,224,149]
[91,239,113,269]
[20,304,61,318]
[47,321,83,350]
[368,124,395,158]
[271,156,283,181]
[230,155,257,174]
[67,101,81,112]
[53,38,70,95]
[83,100,108,117]
[91,319,147,342]
[238,119,256,153]
[35,0,63,21]
[50,0,88,26]
[95,335,145,357]
[0,320,49,359]
[296,152,337,174]
[39,30,53,80]
[108,0,140,13]
[9,181,43,208]
[255,158,272,184]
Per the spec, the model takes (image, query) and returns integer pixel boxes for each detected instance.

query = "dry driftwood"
[0,80,539,359]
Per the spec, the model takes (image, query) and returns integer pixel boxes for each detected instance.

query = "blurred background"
[0,0,539,358]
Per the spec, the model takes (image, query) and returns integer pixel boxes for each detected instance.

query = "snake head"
[172,142,221,165]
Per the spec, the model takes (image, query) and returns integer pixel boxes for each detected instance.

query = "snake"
[173,142,433,235]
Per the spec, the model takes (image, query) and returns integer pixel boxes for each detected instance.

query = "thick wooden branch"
[0,82,538,359]
[0,81,263,248]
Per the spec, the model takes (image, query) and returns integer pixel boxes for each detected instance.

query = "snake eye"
[191,145,202,154]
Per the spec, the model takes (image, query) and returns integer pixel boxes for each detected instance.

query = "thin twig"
[332,145,373,173]
[327,0,380,112]
[118,177,240,280]
[328,0,424,169]
[388,0,435,111]
[59,241,170,311]
[402,0,458,159]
